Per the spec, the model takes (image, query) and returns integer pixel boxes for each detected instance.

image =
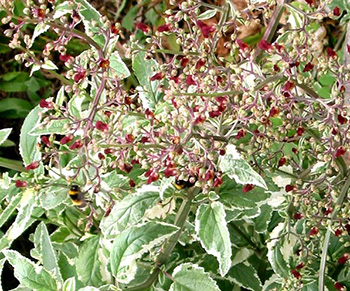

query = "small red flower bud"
[305,0,315,6]
[125,134,135,143]
[104,111,112,117]
[269,106,279,117]
[291,269,301,279]
[36,8,45,18]
[60,134,73,145]
[258,39,272,51]
[141,136,150,143]
[164,167,178,178]
[309,226,319,236]
[219,149,226,156]
[332,128,338,135]
[209,111,221,118]
[95,121,109,132]
[186,75,197,86]
[194,115,206,124]
[204,170,214,182]
[150,72,163,81]
[69,139,83,150]
[195,59,206,69]
[285,185,295,192]
[129,179,136,187]
[74,71,86,83]
[338,253,349,265]
[136,22,150,33]
[98,153,105,160]
[296,262,304,269]
[145,108,155,120]
[303,62,314,72]
[335,146,347,158]
[292,147,298,154]
[99,59,110,69]
[338,114,347,124]
[180,57,189,67]
[327,47,337,58]
[39,99,53,109]
[274,43,283,52]
[235,129,246,140]
[111,23,119,34]
[273,64,280,72]
[41,136,50,147]
[334,282,345,291]
[293,212,303,220]
[59,54,73,63]
[15,180,27,188]
[324,207,333,216]
[104,148,114,155]
[25,161,40,171]
[278,157,287,167]
[197,21,215,38]
[147,172,159,184]
[296,127,305,136]
[347,44,350,55]
[242,184,255,193]
[237,39,249,51]
[157,23,171,32]
[333,7,341,16]
[213,176,223,187]
[283,80,295,92]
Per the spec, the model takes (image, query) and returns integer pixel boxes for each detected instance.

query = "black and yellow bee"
[68,185,87,207]
[174,177,197,190]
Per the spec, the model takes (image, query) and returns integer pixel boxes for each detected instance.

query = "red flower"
[60,134,73,145]
[186,75,197,86]
[39,99,53,109]
[327,47,337,58]
[180,57,189,67]
[293,212,303,220]
[41,136,50,147]
[235,129,246,140]
[99,59,110,69]
[291,269,301,279]
[129,179,136,187]
[305,0,315,6]
[111,23,119,34]
[296,262,304,269]
[25,161,40,171]
[98,153,105,160]
[95,121,109,132]
[157,23,171,32]
[59,54,73,63]
[194,115,206,124]
[15,180,27,188]
[74,71,86,83]
[219,149,226,156]
[237,39,249,51]
[335,229,342,237]
[309,226,319,236]
[125,134,135,143]
[285,185,295,192]
[104,148,114,154]
[35,8,45,19]
[269,106,279,117]
[197,21,215,38]
[333,7,341,17]
[347,44,350,54]
[338,253,349,265]
[69,140,83,150]
[213,176,223,187]
[303,62,314,72]
[334,282,345,291]
[335,146,346,158]
[195,59,206,69]
[278,157,287,167]
[296,127,305,136]
[338,114,347,124]
[258,39,272,51]
[150,72,163,81]
[242,184,255,193]
[283,80,295,92]
[164,167,177,178]
[145,108,155,120]
[136,22,150,33]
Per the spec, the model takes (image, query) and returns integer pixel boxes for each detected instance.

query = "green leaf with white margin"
[62,277,75,291]
[55,86,66,107]
[29,22,49,48]
[0,258,5,291]
[3,250,57,291]
[0,191,21,228]
[100,185,160,238]
[36,222,63,284]
[132,51,162,109]
[195,202,232,276]
[262,274,282,291]
[219,144,267,189]
[77,287,100,291]
[197,9,217,20]
[226,262,262,291]
[252,204,273,233]
[76,235,105,287]
[0,128,11,146]
[42,59,58,70]
[109,51,130,79]
[110,222,179,283]
[39,186,68,210]
[19,106,41,166]
[53,2,74,19]
[0,188,44,252]
[169,263,220,291]
[74,0,105,47]
[29,119,71,136]
[266,222,291,278]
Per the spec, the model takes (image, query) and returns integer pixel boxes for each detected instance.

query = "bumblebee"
[68,185,87,207]
[174,177,197,190]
